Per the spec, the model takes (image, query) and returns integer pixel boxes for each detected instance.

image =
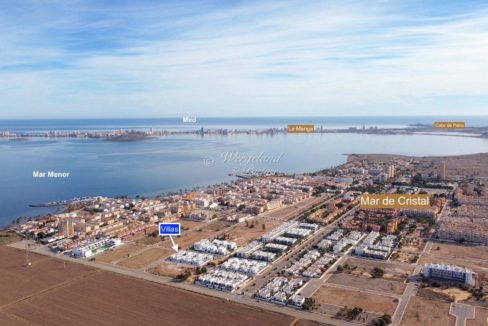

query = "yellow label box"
[287,124,315,133]
[360,194,431,209]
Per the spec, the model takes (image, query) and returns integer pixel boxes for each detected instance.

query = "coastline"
[2,120,488,141]
[8,151,488,228]
[3,119,488,227]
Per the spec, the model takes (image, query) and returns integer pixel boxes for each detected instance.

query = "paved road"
[450,303,475,326]
[390,197,452,326]
[298,245,354,298]
[390,223,436,326]
[390,244,430,326]
[242,206,358,296]
[241,224,329,295]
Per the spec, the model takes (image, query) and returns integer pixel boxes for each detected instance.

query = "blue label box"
[159,223,181,236]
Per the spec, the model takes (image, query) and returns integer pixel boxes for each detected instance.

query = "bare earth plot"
[0,246,94,306]
[95,243,147,263]
[134,236,160,245]
[0,310,30,326]
[400,239,426,253]
[226,219,283,246]
[392,251,418,264]
[178,219,207,230]
[4,271,296,326]
[201,220,234,232]
[117,247,173,269]
[0,246,295,326]
[313,285,398,315]
[400,296,455,326]
[149,262,188,278]
[432,243,488,261]
[0,230,21,246]
[467,306,488,326]
[267,205,303,220]
[344,256,414,281]
[292,319,334,326]
[327,273,406,296]
[432,288,471,302]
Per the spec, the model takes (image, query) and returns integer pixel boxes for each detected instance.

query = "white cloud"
[0,0,487,118]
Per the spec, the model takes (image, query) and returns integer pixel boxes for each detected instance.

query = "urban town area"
[7,153,488,326]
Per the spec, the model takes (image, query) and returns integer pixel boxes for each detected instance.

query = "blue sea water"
[1,116,488,227]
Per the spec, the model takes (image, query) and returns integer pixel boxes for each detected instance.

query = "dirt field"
[265,195,325,221]
[226,219,283,246]
[0,246,296,326]
[292,319,334,326]
[313,285,398,315]
[149,262,188,278]
[5,276,295,326]
[96,243,147,263]
[117,247,173,269]
[327,273,406,295]
[0,246,95,306]
[344,257,414,281]
[134,236,160,246]
[432,288,471,302]
[431,243,488,261]
[201,220,234,232]
[0,230,21,246]
[400,245,418,252]
[391,251,418,264]
[467,306,488,326]
[400,238,425,253]
[0,310,25,325]
[400,296,455,326]
[178,219,207,230]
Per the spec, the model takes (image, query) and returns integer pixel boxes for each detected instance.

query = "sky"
[0,0,487,118]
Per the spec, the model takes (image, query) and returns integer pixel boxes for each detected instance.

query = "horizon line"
[2,114,488,121]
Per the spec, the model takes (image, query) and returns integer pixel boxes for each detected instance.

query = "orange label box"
[360,194,431,209]
[287,125,315,133]
[434,122,465,129]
